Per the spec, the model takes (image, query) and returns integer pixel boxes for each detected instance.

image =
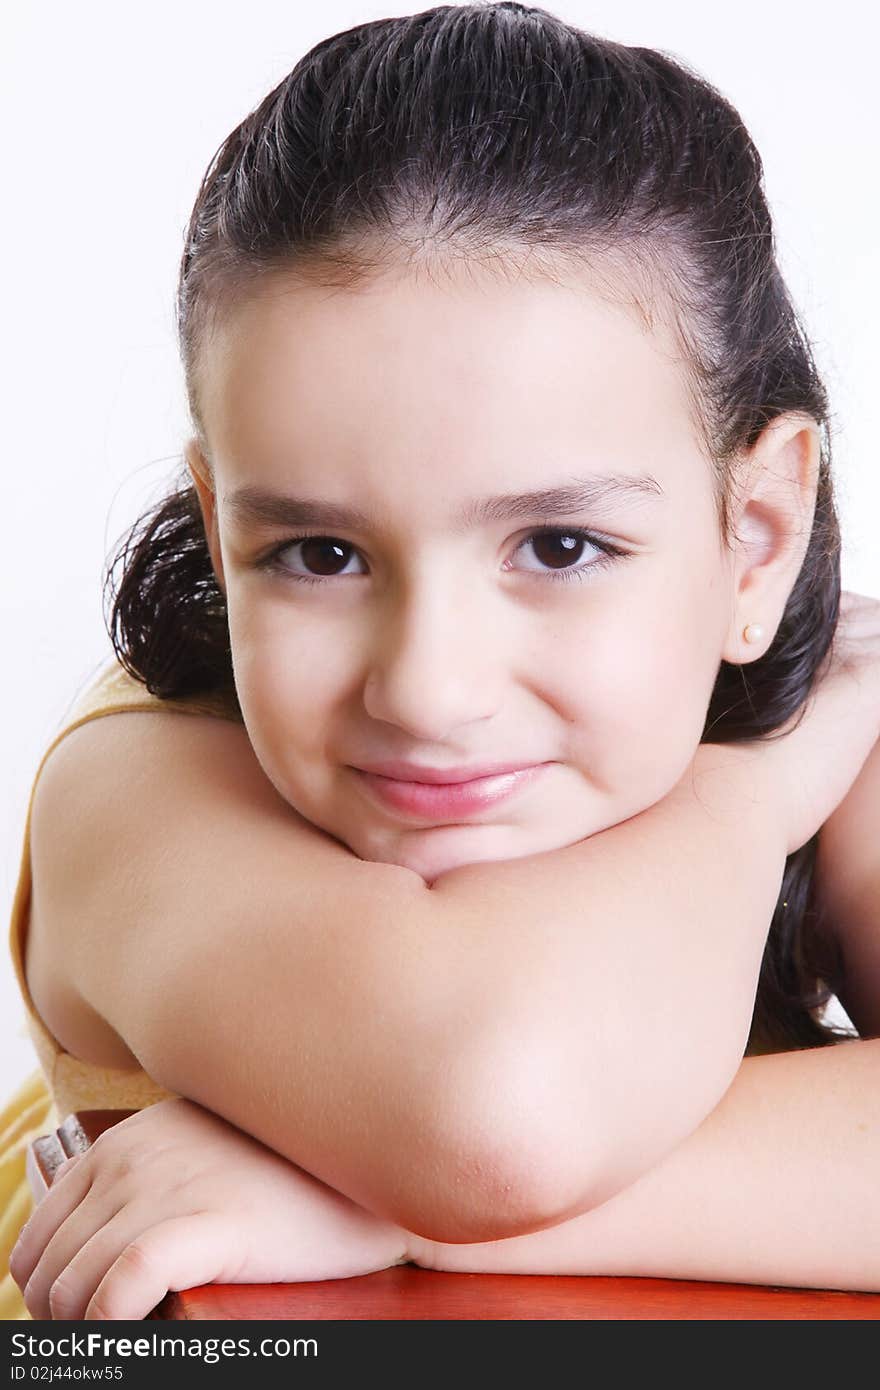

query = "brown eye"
[259,526,625,588]
[265,535,366,582]
[297,537,356,577]
[507,528,626,586]
[520,530,591,572]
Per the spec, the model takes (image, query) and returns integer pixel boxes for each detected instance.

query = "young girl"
[5,2,880,1319]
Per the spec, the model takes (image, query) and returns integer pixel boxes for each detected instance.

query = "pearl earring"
[743,623,764,644]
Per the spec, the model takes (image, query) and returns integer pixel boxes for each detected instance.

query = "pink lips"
[354,758,541,783]
[352,763,549,819]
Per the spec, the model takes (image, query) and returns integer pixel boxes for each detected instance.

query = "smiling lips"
[352,763,550,818]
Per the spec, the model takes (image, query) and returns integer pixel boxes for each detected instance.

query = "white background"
[2,1,878,1097]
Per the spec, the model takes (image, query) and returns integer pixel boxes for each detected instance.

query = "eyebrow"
[223,472,665,535]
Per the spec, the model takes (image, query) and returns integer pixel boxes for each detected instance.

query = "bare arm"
[814,734,880,1039]
[28,712,520,1245]
[410,1037,880,1295]
[28,710,786,1243]
[430,758,880,1289]
[27,599,880,1242]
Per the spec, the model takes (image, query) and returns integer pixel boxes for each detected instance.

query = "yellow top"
[1,656,241,1319]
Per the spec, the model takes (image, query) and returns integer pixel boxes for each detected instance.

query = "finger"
[85,1212,245,1321]
[9,1156,93,1296]
[42,1204,155,1322]
[50,1152,84,1186]
[20,1187,121,1322]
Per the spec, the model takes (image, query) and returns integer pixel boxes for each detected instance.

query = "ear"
[185,438,227,596]
[721,413,821,665]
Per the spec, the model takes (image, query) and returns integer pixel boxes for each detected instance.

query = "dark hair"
[106,1,852,1054]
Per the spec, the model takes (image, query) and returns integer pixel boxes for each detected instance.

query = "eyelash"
[255,527,629,588]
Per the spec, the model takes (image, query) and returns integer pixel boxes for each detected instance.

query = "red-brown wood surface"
[148,1267,880,1321]
[30,1112,880,1320]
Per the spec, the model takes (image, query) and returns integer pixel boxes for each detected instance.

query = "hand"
[10,1098,418,1320]
[778,590,880,854]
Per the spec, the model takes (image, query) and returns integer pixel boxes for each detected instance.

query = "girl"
[5,2,880,1318]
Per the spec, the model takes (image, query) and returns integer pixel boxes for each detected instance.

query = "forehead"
[196,255,707,513]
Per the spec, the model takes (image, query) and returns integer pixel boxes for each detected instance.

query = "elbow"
[395,1036,607,1245]
[454,1033,749,1238]
[391,1125,557,1247]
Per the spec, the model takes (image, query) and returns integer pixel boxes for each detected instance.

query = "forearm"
[132,824,521,1246]
[412,1038,880,1294]
[425,744,789,1224]
[148,760,786,1249]
[44,715,784,1243]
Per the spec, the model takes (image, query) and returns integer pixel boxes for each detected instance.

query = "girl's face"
[189,259,738,883]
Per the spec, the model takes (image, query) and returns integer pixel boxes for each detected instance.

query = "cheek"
[554,594,717,797]
[226,598,354,776]
[624,597,723,783]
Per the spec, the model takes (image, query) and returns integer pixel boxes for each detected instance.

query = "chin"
[347,818,586,885]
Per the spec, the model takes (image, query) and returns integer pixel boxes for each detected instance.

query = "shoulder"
[26,707,263,1069]
[29,705,276,921]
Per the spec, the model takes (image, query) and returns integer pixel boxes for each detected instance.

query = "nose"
[361,576,503,741]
